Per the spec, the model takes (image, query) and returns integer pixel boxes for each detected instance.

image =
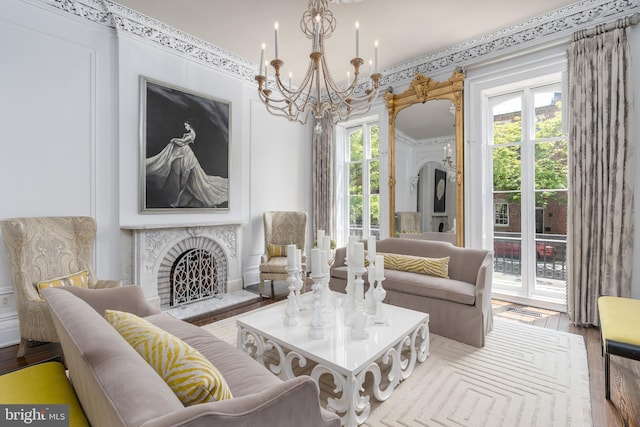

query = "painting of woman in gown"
[141,78,230,211]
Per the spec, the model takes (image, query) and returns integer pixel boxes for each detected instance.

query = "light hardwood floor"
[1,296,637,427]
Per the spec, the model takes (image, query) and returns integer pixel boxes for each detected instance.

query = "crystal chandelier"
[443,143,456,182]
[255,0,382,133]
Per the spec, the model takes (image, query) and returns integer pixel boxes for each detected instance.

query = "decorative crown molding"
[43,0,639,87]
[396,131,456,147]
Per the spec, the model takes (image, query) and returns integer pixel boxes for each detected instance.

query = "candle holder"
[365,263,377,315]
[321,251,334,313]
[308,271,325,340]
[295,269,305,310]
[371,275,388,325]
[351,265,369,339]
[343,264,357,325]
[283,267,300,326]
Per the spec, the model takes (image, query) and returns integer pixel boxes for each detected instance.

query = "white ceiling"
[115,0,578,86]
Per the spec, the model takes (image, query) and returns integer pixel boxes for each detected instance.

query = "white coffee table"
[236,291,429,427]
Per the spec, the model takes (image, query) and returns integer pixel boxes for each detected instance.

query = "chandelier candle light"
[255,0,382,133]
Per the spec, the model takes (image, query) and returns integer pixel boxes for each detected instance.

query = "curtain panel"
[312,113,336,241]
[567,23,635,326]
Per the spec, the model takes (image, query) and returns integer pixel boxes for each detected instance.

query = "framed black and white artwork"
[434,168,446,213]
[140,77,230,213]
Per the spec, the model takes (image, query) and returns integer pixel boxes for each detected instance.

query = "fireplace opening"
[157,236,228,309]
[170,248,222,306]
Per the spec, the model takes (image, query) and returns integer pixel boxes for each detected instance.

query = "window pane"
[493,146,521,192]
[370,126,380,158]
[349,163,362,195]
[534,88,562,139]
[534,189,568,296]
[349,195,363,228]
[369,160,379,194]
[535,140,567,191]
[349,129,363,161]
[370,194,380,229]
[493,191,522,280]
[492,95,522,144]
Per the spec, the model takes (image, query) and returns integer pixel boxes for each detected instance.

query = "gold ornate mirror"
[385,70,465,246]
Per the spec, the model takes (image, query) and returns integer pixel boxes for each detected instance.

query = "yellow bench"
[0,361,89,426]
[597,296,640,400]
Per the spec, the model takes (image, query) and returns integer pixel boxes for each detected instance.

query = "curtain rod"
[572,12,640,41]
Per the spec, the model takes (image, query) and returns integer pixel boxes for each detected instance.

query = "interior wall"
[0,1,312,347]
[0,1,118,346]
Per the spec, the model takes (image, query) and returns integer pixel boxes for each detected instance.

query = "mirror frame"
[384,70,465,246]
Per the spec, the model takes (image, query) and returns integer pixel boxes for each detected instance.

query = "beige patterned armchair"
[1,216,122,358]
[259,211,307,298]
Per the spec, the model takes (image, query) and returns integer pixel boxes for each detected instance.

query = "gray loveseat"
[330,238,493,347]
[42,285,339,427]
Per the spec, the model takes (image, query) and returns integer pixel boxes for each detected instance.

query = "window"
[344,121,380,240]
[494,202,509,226]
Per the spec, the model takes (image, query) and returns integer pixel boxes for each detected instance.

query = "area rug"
[202,314,592,427]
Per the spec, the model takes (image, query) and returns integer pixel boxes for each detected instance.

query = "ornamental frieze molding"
[44,0,639,87]
[396,132,455,148]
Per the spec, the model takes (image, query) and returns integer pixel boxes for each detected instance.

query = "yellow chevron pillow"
[105,310,232,406]
[380,253,450,278]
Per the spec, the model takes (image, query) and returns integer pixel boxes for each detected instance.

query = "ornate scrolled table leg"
[237,325,306,380]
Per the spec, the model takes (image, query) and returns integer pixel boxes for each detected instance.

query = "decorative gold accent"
[385,70,465,246]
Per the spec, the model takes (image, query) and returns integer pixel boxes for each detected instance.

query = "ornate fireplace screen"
[170,248,223,306]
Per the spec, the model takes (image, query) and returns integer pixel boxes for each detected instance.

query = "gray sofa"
[330,238,493,347]
[42,285,339,427]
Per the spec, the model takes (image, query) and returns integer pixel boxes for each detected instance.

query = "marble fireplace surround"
[122,222,243,309]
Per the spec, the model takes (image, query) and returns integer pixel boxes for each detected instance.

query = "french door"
[488,76,568,308]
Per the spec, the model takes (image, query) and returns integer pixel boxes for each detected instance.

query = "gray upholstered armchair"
[259,211,307,298]
[1,216,122,357]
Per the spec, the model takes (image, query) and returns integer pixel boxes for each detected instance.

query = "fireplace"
[122,222,243,309]
[157,235,227,309]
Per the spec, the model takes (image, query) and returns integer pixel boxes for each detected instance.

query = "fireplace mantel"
[121,221,246,230]
[122,222,244,307]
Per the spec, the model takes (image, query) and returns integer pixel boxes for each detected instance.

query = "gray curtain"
[312,112,335,241]
[567,20,635,326]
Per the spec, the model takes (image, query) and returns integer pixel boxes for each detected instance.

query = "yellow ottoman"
[0,361,89,426]
[598,296,640,400]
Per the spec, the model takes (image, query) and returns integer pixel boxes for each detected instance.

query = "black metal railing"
[493,234,567,280]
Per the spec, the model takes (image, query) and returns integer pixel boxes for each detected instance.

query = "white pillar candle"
[274,22,279,59]
[311,248,322,276]
[374,40,379,73]
[287,244,297,269]
[259,43,265,75]
[296,248,302,269]
[355,21,360,58]
[347,235,357,260]
[321,250,329,275]
[375,254,385,280]
[317,229,324,247]
[368,236,376,259]
[323,235,331,253]
[354,242,364,268]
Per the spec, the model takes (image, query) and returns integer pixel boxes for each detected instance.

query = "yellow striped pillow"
[268,244,289,257]
[37,270,89,298]
[380,253,450,278]
[105,310,232,406]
